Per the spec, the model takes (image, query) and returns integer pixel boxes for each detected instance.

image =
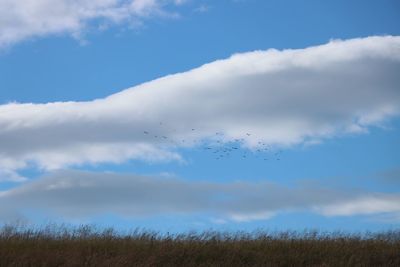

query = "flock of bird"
[141,122,283,162]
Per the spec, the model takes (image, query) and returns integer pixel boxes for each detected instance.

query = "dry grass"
[1,224,399,266]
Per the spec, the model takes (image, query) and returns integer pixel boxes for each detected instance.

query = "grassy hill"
[1,224,399,266]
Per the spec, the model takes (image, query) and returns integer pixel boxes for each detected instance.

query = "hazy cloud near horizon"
[1,170,399,223]
[1,36,400,181]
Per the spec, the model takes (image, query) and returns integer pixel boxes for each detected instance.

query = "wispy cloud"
[314,195,400,216]
[1,170,399,223]
[0,36,400,180]
[0,0,185,47]
[194,4,210,13]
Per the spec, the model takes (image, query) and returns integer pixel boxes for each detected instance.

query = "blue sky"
[0,0,400,233]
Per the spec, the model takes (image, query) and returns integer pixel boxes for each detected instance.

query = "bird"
[144,131,149,134]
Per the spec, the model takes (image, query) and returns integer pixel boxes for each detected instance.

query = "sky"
[0,0,400,233]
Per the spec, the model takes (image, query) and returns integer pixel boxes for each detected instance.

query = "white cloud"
[1,170,399,222]
[229,211,275,222]
[0,169,27,183]
[0,0,184,47]
[194,4,210,13]
[315,195,400,216]
[0,36,400,180]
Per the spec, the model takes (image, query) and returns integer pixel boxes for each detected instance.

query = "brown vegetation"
[1,224,399,266]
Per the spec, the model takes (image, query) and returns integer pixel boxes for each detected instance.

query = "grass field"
[1,224,399,266]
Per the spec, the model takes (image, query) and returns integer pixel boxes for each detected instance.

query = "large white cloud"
[1,170,399,222]
[314,195,400,217]
[1,36,400,180]
[0,0,184,47]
